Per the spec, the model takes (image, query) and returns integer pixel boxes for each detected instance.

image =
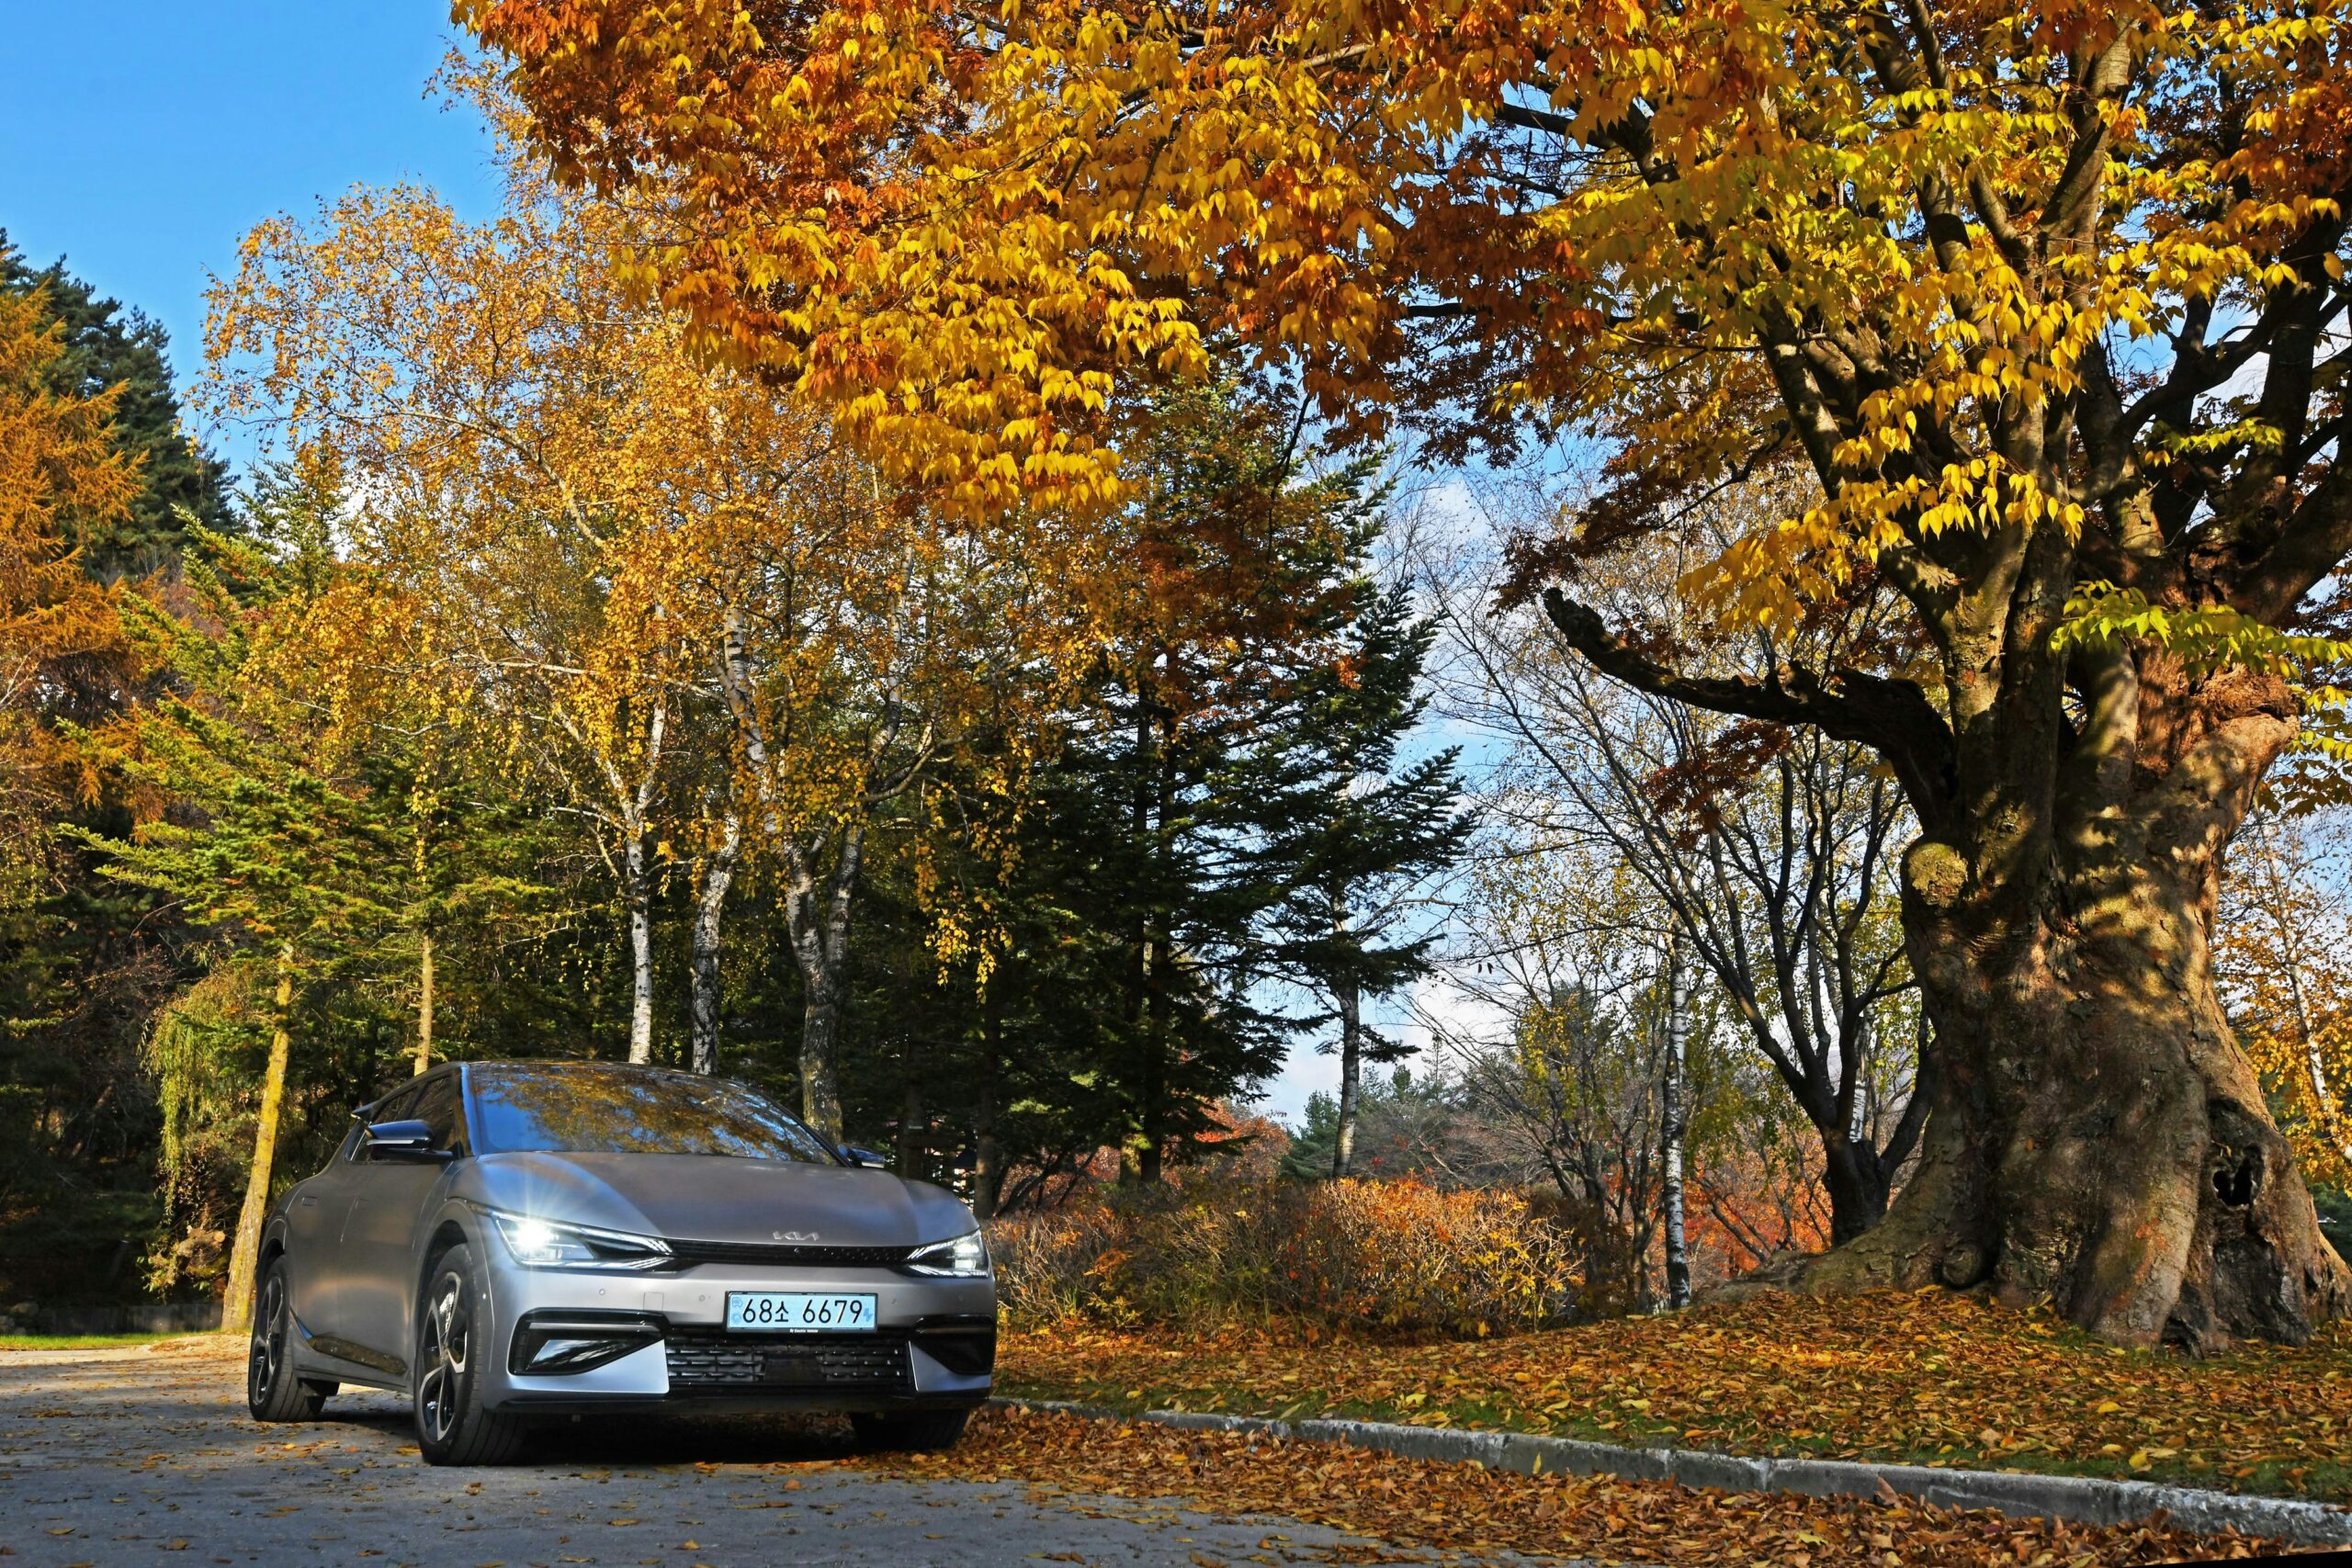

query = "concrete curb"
[989,1397,2352,1548]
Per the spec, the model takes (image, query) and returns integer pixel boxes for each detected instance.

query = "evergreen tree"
[1074,374,1381,1182]
[1280,1065,1460,1182]
[1,232,233,575]
[1257,577,1472,1177]
[75,470,545,1324]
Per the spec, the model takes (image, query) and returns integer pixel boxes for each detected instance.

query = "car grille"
[662,1238,914,1268]
[664,1331,912,1393]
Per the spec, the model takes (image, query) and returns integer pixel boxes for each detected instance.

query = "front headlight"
[903,1229,989,1278]
[485,1209,672,1271]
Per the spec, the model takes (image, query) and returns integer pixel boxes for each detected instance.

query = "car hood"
[455,1152,975,1249]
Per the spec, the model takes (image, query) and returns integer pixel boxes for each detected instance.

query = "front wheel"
[247,1257,330,1422]
[850,1407,972,1452]
[413,1244,526,1465]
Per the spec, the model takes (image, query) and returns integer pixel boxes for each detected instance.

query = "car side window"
[413,1073,467,1156]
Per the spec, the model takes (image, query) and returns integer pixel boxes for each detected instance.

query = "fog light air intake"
[507,1311,666,1376]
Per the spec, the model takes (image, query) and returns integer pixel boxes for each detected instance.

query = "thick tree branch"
[2233,455,2352,625]
[1542,589,1956,825]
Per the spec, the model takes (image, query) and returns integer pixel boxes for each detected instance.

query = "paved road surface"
[0,1339,1505,1567]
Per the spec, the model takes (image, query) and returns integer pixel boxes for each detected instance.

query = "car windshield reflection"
[469,1065,838,1162]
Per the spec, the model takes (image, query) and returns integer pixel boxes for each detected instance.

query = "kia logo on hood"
[772,1229,820,1243]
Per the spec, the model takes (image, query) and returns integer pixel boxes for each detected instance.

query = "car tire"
[850,1407,972,1452]
[413,1244,526,1466]
[248,1257,330,1422]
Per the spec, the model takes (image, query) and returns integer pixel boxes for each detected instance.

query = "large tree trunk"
[624,830,655,1066]
[1332,965,1363,1179]
[1820,1135,1895,1244]
[222,943,295,1334]
[689,812,741,1075]
[1660,939,1690,1310]
[1802,667,2352,1350]
[971,988,1005,1220]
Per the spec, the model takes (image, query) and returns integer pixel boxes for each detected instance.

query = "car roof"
[462,1059,712,1081]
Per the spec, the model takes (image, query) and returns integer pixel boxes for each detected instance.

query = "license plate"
[724,1292,877,1332]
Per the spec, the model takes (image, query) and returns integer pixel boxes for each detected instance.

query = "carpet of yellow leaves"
[858,1405,2309,1565]
[998,1288,2352,1501]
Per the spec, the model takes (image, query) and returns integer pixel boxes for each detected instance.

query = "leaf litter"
[998,1289,2352,1500]
[854,1405,2321,1564]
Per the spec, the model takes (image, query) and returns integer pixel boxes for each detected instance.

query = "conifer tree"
[1071,375,1371,1181]
[1,232,232,575]
[1257,576,1471,1177]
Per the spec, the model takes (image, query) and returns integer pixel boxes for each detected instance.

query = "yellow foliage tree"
[2219,815,2352,1194]
[209,129,1070,1127]
[207,178,693,1065]
[462,0,2352,1345]
[0,285,133,904]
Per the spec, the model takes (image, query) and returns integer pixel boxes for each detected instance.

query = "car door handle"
[297,1195,318,1206]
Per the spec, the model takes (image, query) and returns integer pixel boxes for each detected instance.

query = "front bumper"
[477,1257,997,1416]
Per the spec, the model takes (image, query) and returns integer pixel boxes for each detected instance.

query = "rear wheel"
[413,1244,526,1465]
[247,1258,330,1422]
[850,1407,972,1452]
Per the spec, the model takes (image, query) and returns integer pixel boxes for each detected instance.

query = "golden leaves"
[998,1288,2352,1500]
[861,1404,2296,1565]
[0,286,136,840]
[460,0,2352,723]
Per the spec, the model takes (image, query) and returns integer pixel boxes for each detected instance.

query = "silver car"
[245,1061,995,1464]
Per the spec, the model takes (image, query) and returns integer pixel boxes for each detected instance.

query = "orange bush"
[989,1179,1580,1338]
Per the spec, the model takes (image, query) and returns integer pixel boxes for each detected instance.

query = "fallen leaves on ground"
[999,1289,2352,1500]
[855,1405,2312,1565]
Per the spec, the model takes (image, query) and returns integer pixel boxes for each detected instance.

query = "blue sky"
[0,3,499,463]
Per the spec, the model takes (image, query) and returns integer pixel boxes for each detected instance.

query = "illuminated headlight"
[485,1209,672,1271]
[904,1230,989,1278]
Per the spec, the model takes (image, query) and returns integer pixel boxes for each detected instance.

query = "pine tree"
[1257,577,1472,1177]
[74,468,540,1325]
[1075,374,1375,1182]
[1,232,232,575]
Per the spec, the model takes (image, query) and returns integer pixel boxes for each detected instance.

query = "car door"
[281,1122,370,1339]
[340,1072,465,1368]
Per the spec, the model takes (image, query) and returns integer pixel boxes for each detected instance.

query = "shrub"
[989,1179,1581,1338]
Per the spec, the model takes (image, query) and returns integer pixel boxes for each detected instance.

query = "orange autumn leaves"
[0,287,133,883]
[995,1289,2352,1501]
[863,1405,2301,1566]
[459,0,2352,637]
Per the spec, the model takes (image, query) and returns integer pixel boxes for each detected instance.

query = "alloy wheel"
[416,1275,469,1446]
[249,1272,286,1404]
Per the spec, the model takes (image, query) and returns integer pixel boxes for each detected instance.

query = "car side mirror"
[839,1144,888,1169]
[363,1119,449,1164]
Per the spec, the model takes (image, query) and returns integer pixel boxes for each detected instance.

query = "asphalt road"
[0,1339,1502,1568]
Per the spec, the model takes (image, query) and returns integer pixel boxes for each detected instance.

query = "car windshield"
[469,1066,840,1162]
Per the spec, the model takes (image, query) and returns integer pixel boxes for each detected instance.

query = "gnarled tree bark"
[1546,594,2352,1349]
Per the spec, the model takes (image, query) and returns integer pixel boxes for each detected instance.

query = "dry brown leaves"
[998,1289,2352,1500]
[855,1405,2312,1565]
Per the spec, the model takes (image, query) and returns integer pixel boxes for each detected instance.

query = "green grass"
[0,1331,213,1351]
